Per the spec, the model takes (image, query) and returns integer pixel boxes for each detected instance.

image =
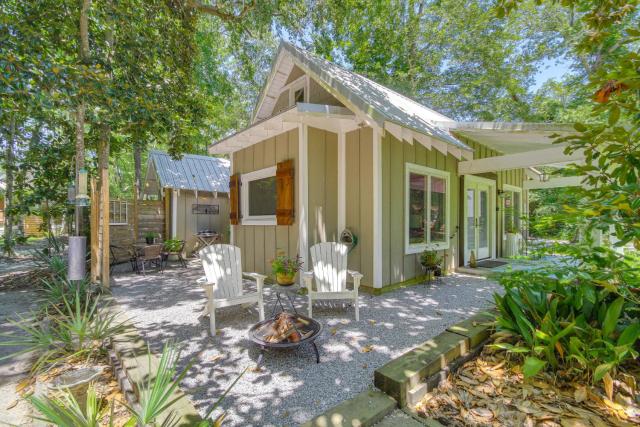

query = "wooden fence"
[110,200,165,248]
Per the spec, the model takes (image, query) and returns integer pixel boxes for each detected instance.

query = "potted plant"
[144,231,158,245]
[420,249,442,272]
[503,208,521,257]
[271,255,303,286]
[163,239,182,261]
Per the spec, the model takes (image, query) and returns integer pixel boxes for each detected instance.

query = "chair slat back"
[310,242,348,292]
[143,244,162,260]
[199,244,243,299]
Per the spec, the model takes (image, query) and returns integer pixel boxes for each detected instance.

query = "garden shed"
[143,150,230,254]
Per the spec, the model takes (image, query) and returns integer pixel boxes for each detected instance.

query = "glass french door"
[465,179,494,264]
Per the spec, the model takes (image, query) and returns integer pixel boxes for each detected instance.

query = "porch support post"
[229,155,234,245]
[171,189,178,238]
[337,130,346,233]
[298,123,309,273]
[372,128,383,288]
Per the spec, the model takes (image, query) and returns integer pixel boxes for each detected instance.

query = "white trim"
[229,155,235,245]
[171,190,178,237]
[298,124,309,272]
[373,128,383,288]
[337,130,346,233]
[523,175,586,190]
[463,175,497,265]
[404,163,451,255]
[458,146,585,175]
[240,166,277,226]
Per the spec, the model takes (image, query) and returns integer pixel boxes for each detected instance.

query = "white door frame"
[463,175,497,265]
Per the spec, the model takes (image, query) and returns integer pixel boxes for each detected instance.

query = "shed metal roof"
[146,150,230,193]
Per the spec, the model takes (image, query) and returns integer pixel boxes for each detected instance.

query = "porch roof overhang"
[433,122,584,175]
[208,103,360,155]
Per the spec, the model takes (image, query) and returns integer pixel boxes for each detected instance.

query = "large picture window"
[241,166,277,225]
[405,163,450,253]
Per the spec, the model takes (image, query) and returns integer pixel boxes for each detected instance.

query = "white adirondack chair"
[197,244,265,335]
[302,242,362,321]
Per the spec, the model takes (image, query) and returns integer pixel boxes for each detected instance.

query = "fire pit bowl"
[249,312,322,363]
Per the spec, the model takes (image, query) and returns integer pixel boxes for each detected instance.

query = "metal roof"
[147,150,230,193]
[252,42,470,151]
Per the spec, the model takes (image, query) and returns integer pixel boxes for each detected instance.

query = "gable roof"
[252,42,470,152]
[145,150,230,194]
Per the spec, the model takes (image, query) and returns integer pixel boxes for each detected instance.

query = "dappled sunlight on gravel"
[112,262,499,426]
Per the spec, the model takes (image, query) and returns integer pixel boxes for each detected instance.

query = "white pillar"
[298,124,309,272]
[171,189,178,238]
[372,128,383,288]
[337,130,346,233]
[229,154,234,245]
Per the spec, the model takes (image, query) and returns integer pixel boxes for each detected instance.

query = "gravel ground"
[0,288,38,426]
[111,260,500,426]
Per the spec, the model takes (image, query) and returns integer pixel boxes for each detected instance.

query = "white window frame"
[278,76,308,109]
[502,184,523,237]
[405,163,450,254]
[241,166,277,226]
[109,200,128,226]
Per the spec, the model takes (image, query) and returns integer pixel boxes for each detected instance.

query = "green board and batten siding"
[381,132,460,286]
[231,129,300,274]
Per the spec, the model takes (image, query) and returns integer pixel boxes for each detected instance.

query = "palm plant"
[30,383,109,427]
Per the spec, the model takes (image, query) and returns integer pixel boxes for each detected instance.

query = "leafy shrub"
[30,383,106,427]
[0,292,129,373]
[493,245,640,384]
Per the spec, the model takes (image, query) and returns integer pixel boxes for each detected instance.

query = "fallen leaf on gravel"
[330,327,337,336]
[362,364,368,369]
[6,400,18,410]
[361,345,374,353]
[574,385,587,403]
[603,373,614,401]
[209,354,225,363]
[15,378,31,394]
[340,319,349,325]
[215,329,222,336]
[368,319,376,325]
[249,365,262,373]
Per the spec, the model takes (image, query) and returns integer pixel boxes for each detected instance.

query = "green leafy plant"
[420,250,441,268]
[492,246,640,383]
[30,383,109,427]
[144,232,159,239]
[271,255,303,276]
[163,239,182,253]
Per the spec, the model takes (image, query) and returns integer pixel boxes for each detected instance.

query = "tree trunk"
[97,125,110,287]
[133,143,142,241]
[75,0,91,236]
[3,115,16,256]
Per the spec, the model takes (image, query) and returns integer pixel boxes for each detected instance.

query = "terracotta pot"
[276,272,296,286]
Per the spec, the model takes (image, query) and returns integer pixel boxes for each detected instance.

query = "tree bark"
[97,125,110,287]
[133,143,142,241]
[75,0,91,236]
[3,115,16,256]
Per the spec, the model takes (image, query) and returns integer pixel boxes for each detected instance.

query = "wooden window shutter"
[276,159,295,225]
[229,173,240,225]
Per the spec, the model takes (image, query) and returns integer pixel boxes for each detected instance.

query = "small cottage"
[143,150,230,254]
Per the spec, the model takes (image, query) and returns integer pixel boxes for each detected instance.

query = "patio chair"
[162,240,187,269]
[134,244,164,275]
[302,242,362,321]
[197,244,265,335]
[109,245,136,274]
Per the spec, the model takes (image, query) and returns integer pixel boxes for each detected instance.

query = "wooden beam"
[523,175,587,190]
[90,178,98,283]
[458,146,584,175]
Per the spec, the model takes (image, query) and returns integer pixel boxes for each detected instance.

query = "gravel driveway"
[111,261,499,426]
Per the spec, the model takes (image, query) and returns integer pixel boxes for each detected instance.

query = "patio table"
[270,283,302,317]
[193,232,221,254]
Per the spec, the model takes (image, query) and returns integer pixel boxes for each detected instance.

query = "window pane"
[479,190,488,248]
[430,176,446,243]
[504,191,515,233]
[467,189,475,250]
[294,88,304,103]
[409,173,426,245]
[248,176,276,216]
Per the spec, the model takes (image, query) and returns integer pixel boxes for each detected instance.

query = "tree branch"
[187,0,255,21]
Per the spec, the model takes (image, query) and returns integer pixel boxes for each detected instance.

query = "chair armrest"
[301,271,314,290]
[348,270,363,290]
[245,272,267,292]
[196,276,214,289]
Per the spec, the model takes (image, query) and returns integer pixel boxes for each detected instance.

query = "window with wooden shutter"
[229,173,240,225]
[276,159,295,225]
